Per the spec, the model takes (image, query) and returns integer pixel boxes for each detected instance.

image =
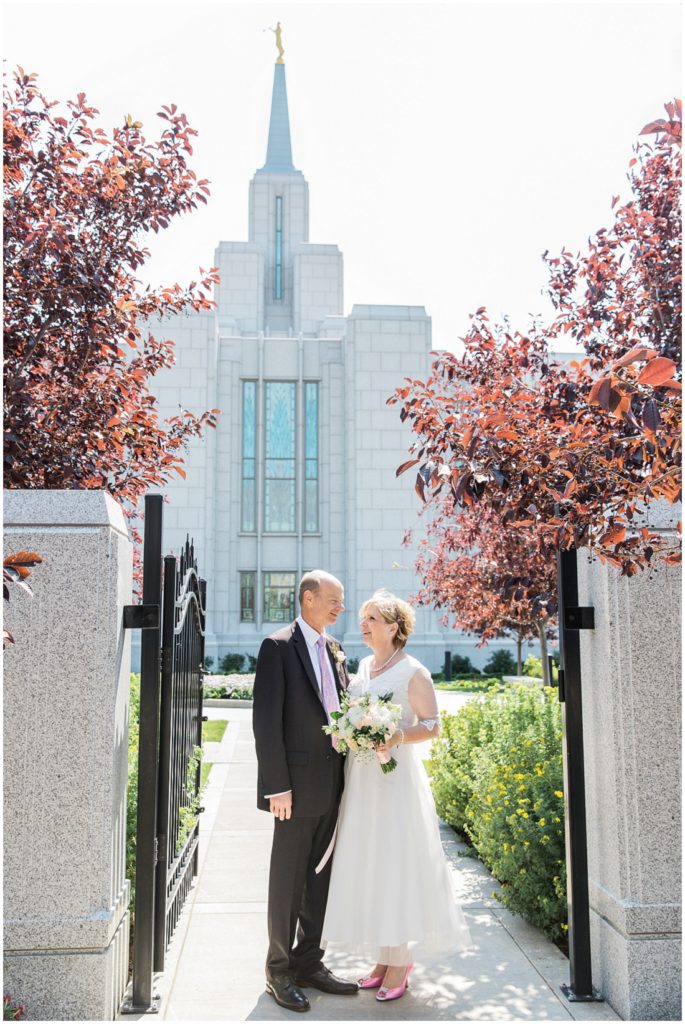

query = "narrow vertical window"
[241,381,256,532]
[240,572,255,622]
[275,195,283,300]
[263,572,296,623]
[264,381,296,532]
[304,382,319,532]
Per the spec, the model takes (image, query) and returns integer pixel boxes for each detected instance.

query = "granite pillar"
[577,503,682,1020]
[3,490,132,1020]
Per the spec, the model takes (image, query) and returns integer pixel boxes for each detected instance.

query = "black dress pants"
[266,792,340,979]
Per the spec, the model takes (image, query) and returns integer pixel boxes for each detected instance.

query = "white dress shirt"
[296,614,325,694]
[264,616,325,799]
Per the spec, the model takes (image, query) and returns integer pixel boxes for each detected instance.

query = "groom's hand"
[269,792,293,820]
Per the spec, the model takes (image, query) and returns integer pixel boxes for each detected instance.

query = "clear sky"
[4,0,681,352]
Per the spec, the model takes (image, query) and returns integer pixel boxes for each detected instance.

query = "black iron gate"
[122,493,206,1013]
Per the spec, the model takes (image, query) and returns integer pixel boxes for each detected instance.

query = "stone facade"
[133,61,530,672]
[3,491,132,1020]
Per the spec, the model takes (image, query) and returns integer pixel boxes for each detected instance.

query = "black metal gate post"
[128,494,164,1013]
[556,547,602,1002]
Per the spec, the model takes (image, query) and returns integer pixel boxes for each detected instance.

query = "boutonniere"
[327,638,346,665]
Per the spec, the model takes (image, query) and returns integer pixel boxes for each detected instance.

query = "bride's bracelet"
[396,727,404,747]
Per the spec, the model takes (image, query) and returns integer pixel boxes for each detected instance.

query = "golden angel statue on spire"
[269,21,285,64]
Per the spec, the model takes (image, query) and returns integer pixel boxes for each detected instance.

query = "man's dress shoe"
[265,975,310,1012]
[295,965,359,995]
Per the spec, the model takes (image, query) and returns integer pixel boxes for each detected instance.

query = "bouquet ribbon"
[314,819,338,875]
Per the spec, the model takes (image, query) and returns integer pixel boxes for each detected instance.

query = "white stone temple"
[137,58,525,672]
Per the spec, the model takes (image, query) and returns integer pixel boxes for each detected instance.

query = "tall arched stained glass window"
[241,380,256,532]
[264,381,296,532]
[304,382,319,532]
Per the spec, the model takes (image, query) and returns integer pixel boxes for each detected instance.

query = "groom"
[252,570,359,1013]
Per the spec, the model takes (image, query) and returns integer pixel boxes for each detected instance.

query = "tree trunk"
[537,620,550,686]
[516,632,523,675]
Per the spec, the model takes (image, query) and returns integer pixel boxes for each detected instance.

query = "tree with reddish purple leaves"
[413,505,557,681]
[3,69,221,563]
[545,102,681,368]
[391,102,681,620]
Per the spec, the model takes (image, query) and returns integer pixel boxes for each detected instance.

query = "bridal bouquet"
[323,691,403,773]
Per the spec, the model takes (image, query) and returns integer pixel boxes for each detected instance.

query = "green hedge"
[427,684,567,943]
[482,649,518,675]
[434,676,502,692]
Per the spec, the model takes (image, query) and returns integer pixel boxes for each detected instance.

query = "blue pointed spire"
[260,63,296,173]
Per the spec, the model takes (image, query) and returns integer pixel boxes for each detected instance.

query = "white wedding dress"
[321,654,472,966]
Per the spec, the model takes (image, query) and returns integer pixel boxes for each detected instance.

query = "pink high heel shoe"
[357,970,385,989]
[376,962,413,1001]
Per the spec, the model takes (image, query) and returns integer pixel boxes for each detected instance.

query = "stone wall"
[578,504,681,1020]
[3,491,132,1020]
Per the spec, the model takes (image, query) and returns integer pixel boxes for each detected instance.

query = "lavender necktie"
[316,635,340,746]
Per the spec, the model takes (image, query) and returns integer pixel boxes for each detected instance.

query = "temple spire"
[260,61,296,173]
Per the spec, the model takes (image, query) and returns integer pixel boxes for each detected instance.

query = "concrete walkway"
[124,700,621,1022]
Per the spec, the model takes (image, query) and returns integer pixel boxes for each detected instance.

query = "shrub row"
[433,650,555,681]
[205,653,361,676]
[426,683,567,943]
[204,652,256,674]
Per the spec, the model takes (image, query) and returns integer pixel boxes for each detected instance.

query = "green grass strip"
[202,719,229,743]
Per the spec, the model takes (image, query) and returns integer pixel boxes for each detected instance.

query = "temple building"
[137,55,521,672]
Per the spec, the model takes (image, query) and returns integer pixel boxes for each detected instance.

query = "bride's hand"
[376,732,400,755]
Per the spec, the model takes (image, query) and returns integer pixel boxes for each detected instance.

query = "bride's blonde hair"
[359,589,416,650]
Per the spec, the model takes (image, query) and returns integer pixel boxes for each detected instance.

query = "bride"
[321,589,472,1001]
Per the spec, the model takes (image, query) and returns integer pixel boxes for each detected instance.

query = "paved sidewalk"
[124,705,621,1022]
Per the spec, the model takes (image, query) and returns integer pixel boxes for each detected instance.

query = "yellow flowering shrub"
[427,683,567,942]
[426,685,500,834]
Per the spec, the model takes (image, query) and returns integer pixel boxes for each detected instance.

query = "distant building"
[136,59,542,672]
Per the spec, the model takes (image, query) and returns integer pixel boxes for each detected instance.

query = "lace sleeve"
[408,662,439,728]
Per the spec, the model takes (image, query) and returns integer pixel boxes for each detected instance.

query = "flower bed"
[427,683,567,943]
[204,674,254,701]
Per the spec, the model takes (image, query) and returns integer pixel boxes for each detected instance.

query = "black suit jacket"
[252,621,349,817]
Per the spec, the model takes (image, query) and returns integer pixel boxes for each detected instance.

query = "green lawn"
[200,719,229,791]
[202,719,228,743]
